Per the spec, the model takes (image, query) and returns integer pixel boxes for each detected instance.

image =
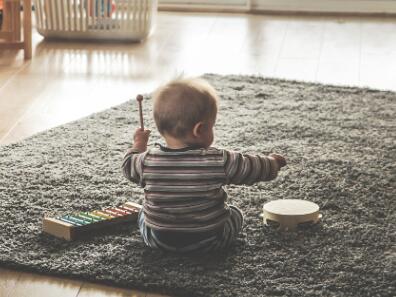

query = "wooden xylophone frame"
[42,202,142,241]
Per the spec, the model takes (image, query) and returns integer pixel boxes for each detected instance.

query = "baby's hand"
[133,128,151,152]
[269,153,287,168]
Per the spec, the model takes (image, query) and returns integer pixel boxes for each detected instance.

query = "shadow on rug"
[0,74,395,297]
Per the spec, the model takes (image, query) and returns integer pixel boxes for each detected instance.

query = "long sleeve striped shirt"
[122,144,279,233]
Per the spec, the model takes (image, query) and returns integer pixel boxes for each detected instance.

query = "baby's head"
[153,78,218,149]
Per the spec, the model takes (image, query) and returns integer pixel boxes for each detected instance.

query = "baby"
[122,78,286,253]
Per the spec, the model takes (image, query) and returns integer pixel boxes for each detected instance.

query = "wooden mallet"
[136,94,144,130]
[261,199,322,231]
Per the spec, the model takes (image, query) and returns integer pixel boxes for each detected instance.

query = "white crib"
[32,0,157,41]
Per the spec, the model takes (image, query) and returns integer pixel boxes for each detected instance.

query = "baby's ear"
[192,122,204,137]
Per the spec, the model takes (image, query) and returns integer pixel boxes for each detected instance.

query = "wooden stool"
[0,0,32,59]
[262,199,322,231]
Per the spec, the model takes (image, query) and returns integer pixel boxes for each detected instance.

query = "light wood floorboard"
[0,268,22,297]
[77,282,146,297]
[0,11,395,297]
[8,271,82,297]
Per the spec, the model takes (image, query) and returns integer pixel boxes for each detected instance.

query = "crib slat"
[54,0,58,30]
[80,0,84,31]
[117,0,122,31]
[98,0,102,28]
[56,0,61,30]
[147,0,151,33]
[91,0,95,30]
[132,0,137,33]
[52,0,58,30]
[139,0,143,34]
[143,0,147,34]
[61,1,69,31]
[59,0,65,31]
[123,0,128,31]
[85,0,89,30]
[45,0,51,30]
[50,0,56,30]
[115,0,120,29]
[88,0,92,29]
[103,0,107,29]
[67,0,72,31]
[141,0,144,33]
[125,0,130,31]
[74,0,78,31]
[137,0,141,33]
[124,0,131,31]
[96,0,100,30]
[35,0,43,29]
[105,0,109,30]
[44,0,51,30]
[56,0,62,31]
[145,0,149,32]
[148,0,153,32]
[121,0,125,31]
[33,0,39,29]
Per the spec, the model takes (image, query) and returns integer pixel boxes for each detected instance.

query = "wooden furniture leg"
[12,0,20,41]
[2,0,12,36]
[0,0,32,59]
[23,0,31,58]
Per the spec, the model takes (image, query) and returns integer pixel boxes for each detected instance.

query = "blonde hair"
[153,78,218,138]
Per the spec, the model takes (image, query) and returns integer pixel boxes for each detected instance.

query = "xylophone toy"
[42,202,142,241]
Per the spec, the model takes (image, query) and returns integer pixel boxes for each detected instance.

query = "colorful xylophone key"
[42,202,142,241]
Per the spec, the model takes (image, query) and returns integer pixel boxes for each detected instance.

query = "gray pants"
[138,205,244,253]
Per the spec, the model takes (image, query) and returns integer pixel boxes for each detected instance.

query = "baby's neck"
[163,134,196,149]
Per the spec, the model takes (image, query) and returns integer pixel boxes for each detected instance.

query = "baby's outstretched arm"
[223,150,286,185]
[122,128,150,185]
[269,153,286,168]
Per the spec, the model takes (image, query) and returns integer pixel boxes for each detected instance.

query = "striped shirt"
[122,144,279,233]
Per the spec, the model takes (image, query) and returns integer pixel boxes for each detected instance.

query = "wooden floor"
[0,11,395,297]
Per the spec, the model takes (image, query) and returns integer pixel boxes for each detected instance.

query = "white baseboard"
[159,1,251,12]
[251,0,396,14]
[158,0,396,14]
[158,4,249,13]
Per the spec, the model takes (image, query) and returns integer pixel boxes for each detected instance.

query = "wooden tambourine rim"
[261,199,322,231]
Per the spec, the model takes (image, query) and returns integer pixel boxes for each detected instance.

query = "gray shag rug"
[0,74,395,297]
